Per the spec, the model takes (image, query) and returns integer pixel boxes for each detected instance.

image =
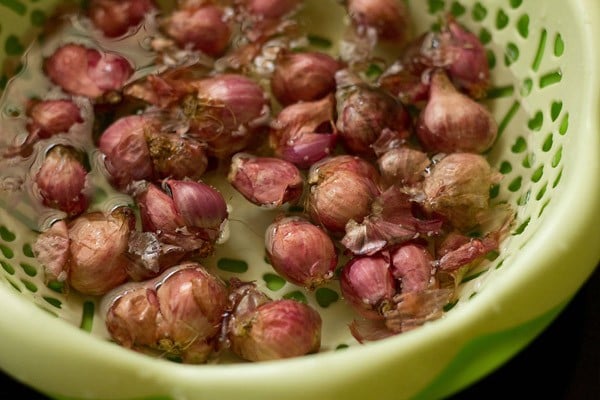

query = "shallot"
[265,216,338,288]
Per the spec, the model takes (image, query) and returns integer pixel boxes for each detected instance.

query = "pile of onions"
[7,0,516,363]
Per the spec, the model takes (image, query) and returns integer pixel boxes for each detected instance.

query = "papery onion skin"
[105,286,161,349]
[340,254,396,319]
[271,50,342,106]
[88,0,156,38]
[228,299,322,362]
[32,220,70,284]
[265,216,337,288]
[422,153,502,230]
[228,153,304,208]
[67,207,136,295]
[163,4,231,57]
[416,70,497,154]
[45,44,133,99]
[34,145,90,217]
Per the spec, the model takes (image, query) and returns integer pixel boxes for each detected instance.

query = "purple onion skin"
[66,207,135,295]
[244,0,302,19]
[228,299,322,362]
[265,216,338,288]
[340,254,397,319]
[345,0,410,42]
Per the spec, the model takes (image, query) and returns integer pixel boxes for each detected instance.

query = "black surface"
[1,266,599,400]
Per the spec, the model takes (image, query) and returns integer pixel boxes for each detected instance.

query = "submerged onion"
[33,144,90,217]
[265,216,338,288]
[228,153,304,208]
[88,0,156,37]
[44,43,133,99]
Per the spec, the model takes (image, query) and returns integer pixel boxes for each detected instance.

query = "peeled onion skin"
[416,69,498,154]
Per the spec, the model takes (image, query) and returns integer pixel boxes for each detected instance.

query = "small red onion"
[99,114,208,190]
[33,145,90,217]
[377,146,430,187]
[271,50,342,106]
[422,153,502,230]
[339,254,396,320]
[154,264,230,363]
[416,70,498,154]
[44,44,133,99]
[163,4,231,57]
[104,263,230,363]
[98,115,157,190]
[269,94,337,169]
[105,286,161,349]
[228,153,304,208]
[228,298,322,361]
[390,243,435,293]
[135,179,228,257]
[335,69,410,157]
[396,16,490,99]
[34,207,135,295]
[88,0,155,38]
[344,0,410,42]
[185,73,270,158]
[265,216,337,288]
[307,162,381,235]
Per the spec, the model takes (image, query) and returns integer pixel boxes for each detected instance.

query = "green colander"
[0,0,599,399]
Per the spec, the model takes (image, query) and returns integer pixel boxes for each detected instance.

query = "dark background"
[1,265,598,399]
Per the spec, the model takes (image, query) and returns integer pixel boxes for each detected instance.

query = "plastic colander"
[0,0,599,399]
